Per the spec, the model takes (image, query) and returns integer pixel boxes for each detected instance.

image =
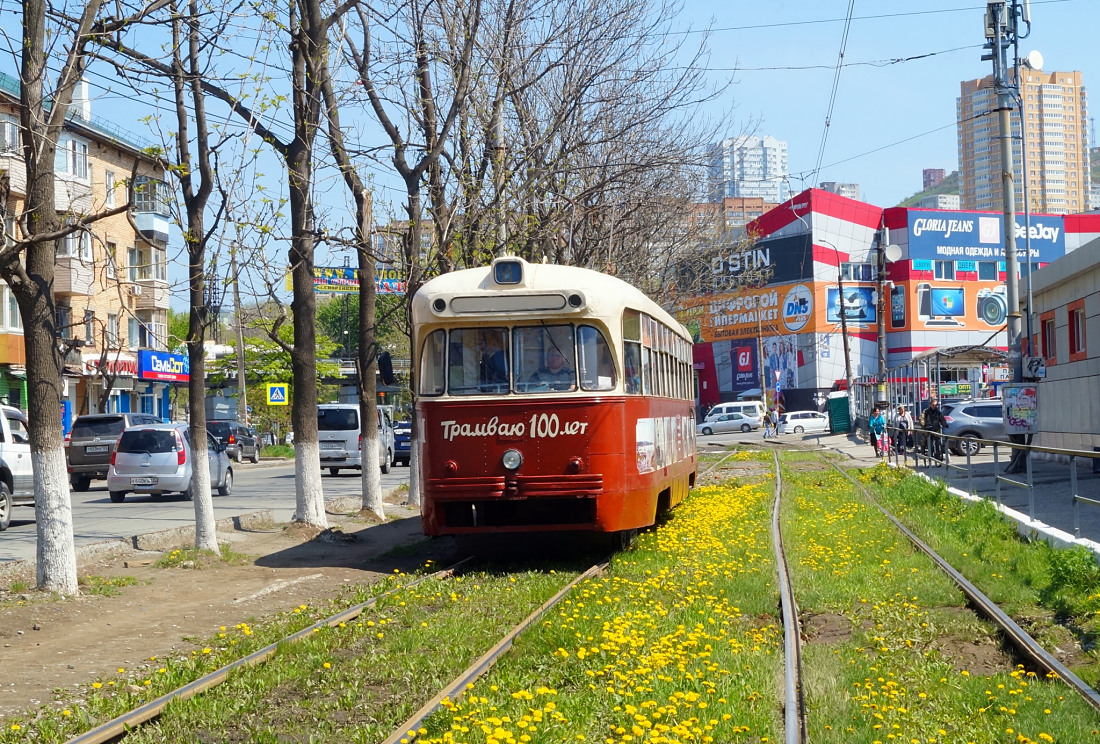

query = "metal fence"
[878,424,1100,540]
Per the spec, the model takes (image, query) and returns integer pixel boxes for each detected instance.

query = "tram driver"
[477,329,509,392]
[528,346,576,391]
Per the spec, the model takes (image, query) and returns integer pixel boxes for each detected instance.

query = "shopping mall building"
[687,188,1100,413]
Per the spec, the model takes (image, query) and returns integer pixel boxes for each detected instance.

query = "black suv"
[66,413,164,491]
[206,420,260,463]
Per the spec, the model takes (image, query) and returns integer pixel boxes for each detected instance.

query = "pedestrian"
[921,398,948,461]
[762,408,772,438]
[769,407,780,437]
[894,405,914,454]
[869,406,886,457]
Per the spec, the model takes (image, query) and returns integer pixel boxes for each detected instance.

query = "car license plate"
[320,442,341,450]
[85,445,109,454]
[130,477,157,486]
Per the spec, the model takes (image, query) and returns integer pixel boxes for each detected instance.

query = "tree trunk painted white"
[294,441,328,527]
[32,450,77,594]
[360,434,384,519]
[190,442,217,552]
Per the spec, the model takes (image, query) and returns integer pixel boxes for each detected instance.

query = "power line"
[811,0,857,183]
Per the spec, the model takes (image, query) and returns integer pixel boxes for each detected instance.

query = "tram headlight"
[501,448,523,470]
[494,259,523,285]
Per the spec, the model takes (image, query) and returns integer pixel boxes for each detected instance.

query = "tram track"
[59,554,608,744]
[761,440,1100,741]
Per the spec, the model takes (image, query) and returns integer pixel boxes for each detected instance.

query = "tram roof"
[414,257,689,339]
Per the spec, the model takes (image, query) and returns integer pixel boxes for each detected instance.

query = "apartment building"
[958,69,1091,214]
[0,73,180,422]
[707,135,789,203]
[818,181,860,201]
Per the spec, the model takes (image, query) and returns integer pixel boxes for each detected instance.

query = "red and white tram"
[411,256,697,540]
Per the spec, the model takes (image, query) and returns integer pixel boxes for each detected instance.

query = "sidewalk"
[801,430,1100,555]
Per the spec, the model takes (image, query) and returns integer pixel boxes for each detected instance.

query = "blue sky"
[676,0,1097,206]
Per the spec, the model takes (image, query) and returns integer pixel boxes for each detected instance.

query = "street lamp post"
[820,239,855,432]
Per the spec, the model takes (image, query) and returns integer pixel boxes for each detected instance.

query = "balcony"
[54,257,94,296]
[133,211,170,244]
[133,279,170,311]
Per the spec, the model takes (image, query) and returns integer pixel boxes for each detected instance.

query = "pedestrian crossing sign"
[266,383,289,406]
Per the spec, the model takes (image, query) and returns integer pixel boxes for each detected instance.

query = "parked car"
[317,403,395,476]
[393,420,411,467]
[65,412,163,491]
[779,410,830,435]
[943,399,1007,456]
[697,412,757,435]
[0,405,32,531]
[106,423,232,503]
[704,401,766,423]
[206,420,260,464]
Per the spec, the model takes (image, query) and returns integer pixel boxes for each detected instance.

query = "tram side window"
[514,325,576,392]
[623,342,642,394]
[419,329,446,396]
[578,325,615,391]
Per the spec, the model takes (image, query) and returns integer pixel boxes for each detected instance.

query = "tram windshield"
[419,324,616,396]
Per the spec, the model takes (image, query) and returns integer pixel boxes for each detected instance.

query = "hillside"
[896,170,960,207]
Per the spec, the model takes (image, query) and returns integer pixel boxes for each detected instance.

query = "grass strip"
[783,457,1100,743]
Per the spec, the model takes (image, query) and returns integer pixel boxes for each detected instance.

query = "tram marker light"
[502,449,523,470]
[432,298,447,312]
[493,259,523,285]
[567,293,584,308]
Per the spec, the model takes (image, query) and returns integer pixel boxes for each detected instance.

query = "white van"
[704,401,766,423]
[317,404,395,476]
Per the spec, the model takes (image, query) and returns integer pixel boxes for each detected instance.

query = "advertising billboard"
[137,351,189,382]
[825,286,876,326]
[685,282,819,343]
[288,266,407,294]
[906,210,1066,263]
[885,280,1010,332]
[729,344,758,392]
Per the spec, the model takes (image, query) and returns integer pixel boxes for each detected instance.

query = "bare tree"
[343,0,482,506]
[0,0,167,594]
[318,47,385,519]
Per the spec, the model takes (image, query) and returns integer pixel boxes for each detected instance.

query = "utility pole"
[984,0,1023,382]
[876,222,888,410]
[837,261,855,431]
[231,244,248,425]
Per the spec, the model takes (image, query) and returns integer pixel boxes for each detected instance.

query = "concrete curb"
[0,510,278,582]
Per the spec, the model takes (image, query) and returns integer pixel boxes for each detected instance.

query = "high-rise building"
[958,69,1091,214]
[818,181,860,200]
[708,135,788,203]
[923,168,946,189]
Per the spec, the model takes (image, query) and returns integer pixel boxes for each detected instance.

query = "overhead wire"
[810,0,857,184]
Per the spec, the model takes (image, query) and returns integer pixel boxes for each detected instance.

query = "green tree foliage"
[315,292,408,359]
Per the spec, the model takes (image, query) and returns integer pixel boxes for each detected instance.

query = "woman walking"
[894,405,914,454]
[869,407,886,457]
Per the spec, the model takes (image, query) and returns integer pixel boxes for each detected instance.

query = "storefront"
[136,350,189,420]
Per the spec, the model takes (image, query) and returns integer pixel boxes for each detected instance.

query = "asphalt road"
[0,460,411,565]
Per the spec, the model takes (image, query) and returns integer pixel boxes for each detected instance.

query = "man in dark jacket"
[922,398,948,460]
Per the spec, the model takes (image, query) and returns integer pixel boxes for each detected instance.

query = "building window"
[107,313,120,348]
[63,139,89,179]
[934,260,955,280]
[0,118,16,152]
[1068,301,1087,361]
[133,176,170,215]
[60,230,92,261]
[106,241,117,279]
[840,263,875,281]
[128,246,149,281]
[6,287,20,330]
[1041,314,1056,362]
[84,310,95,346]
[128,317,148,349]
[105,170,116,207]
[977,261,998,280]
[57,304,72,340]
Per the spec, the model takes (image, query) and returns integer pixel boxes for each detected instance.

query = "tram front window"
[447,327,510,395]
[514,325,576,392]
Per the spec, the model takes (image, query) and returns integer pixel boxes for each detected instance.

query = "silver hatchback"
[106,423,233,502]
[943,399,1008,456]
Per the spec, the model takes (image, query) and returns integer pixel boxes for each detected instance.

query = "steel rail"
[65,557,476,744]
[380,559,610,744]
[771,451,807,744]
[826,457,1100,714]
